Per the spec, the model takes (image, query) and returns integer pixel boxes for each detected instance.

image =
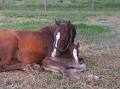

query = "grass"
[2,12,38,18]
[0,21,111,36]
[0,10,112,36]
[111,67,120,76]
[0,22,48,29]
[0,1,120,89]
[0,10,113,37]
[1,11,97,21]
[0,0,120,11]
[76,24,111,36]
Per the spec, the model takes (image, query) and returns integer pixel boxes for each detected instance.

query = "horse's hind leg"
[0,63,24,72]
[0,43,18,68]
[0,62,41,72]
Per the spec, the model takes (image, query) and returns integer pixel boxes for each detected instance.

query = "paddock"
[0,0,120,89]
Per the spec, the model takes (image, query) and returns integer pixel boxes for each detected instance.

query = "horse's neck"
[39,25,57,33]
[39,25,57,56]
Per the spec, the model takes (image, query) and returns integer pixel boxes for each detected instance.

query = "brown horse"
[42,43,86,82]
[0,20,76,72]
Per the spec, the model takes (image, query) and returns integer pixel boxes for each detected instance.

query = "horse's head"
[51,20,76,57]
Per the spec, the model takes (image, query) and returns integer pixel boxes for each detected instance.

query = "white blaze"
[73,48,79,63]
[51,32,61,57]
[51,48,57,57]
[55,32,60,47]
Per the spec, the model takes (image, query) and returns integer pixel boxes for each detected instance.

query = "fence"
[0,0,120,11]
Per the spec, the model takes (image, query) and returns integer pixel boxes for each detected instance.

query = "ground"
[0,11,120,89]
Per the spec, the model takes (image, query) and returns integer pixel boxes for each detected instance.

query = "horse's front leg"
[42,57,80,82]
[62,49,86,72]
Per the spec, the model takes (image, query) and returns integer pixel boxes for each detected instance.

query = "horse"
[0,20,76,72]
[42,43,86,82]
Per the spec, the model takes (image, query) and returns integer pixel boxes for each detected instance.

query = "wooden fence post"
[2,0,5,3]
[44,0,48,11]
[90,0,95,10]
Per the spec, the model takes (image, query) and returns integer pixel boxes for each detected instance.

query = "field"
[0,0,120,89]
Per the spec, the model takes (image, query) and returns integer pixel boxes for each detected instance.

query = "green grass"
[111,67,120,76]
[76,24,111,36]
[0,22,48,29]
[2,12,38,18]
[0,22,111,36]
[1,11,119,22]
[0,10,112,36]
[1,11,96,22]
[0,0,120,11]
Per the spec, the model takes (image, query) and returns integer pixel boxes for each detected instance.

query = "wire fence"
[0,0,120,11]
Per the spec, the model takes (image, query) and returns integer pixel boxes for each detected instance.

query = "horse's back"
[16,30,50,64]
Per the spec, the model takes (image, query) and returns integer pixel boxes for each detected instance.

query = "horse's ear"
[67,20,71,26]
[55,19,59,25]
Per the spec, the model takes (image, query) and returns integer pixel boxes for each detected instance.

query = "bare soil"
[0,16,120,89]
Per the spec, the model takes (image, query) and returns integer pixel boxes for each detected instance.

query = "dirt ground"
[0,16,120,89]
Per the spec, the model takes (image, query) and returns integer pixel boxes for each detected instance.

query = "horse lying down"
[0,20,76,72]
[42,43,86,82]
[0,41,86,82]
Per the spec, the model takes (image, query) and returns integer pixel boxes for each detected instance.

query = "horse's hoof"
[69,75,80,82]
[67,69,80,82]
[22,65,34,73]
[33,64,42,72]
[76,63,86,72]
